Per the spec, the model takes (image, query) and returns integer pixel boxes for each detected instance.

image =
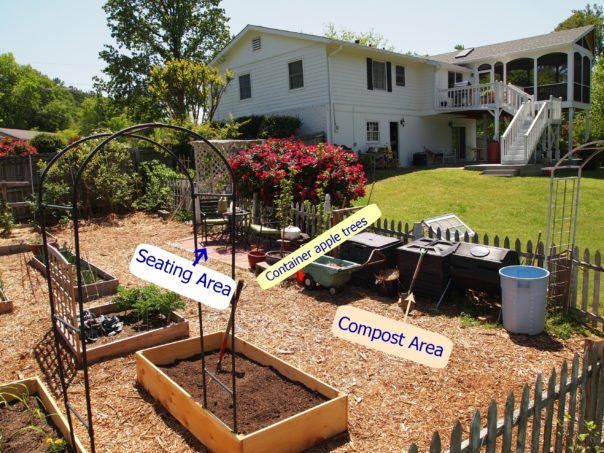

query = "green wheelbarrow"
[301,250,386,295]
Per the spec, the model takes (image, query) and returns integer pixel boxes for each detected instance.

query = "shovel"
[216,281,244,372]
[399,247,427,323]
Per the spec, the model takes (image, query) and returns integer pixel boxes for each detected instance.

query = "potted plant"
[266,173,294,265]
[375,268,400,297]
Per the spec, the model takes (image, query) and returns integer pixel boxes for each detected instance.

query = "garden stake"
[217,281,244,372]
[400,247,427,323]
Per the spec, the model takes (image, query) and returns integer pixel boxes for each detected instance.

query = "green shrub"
[231,114,301,139]
[134,160,180,212]
[38,140,139,216]
[30,134,65,154]
[259,115,302,138]
[0,198,14,237]
[114,285,185,323]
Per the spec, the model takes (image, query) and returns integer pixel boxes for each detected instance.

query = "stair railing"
[501,100,532,162]
[524,101,548,163]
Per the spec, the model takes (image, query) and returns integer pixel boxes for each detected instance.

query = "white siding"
[330,50,435,115]
[215,32,329,135]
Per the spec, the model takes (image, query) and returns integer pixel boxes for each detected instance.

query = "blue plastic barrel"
[499,265,550,335]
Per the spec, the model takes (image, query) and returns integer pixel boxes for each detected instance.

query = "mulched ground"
[159,351,328,434]
[0,212,589,452]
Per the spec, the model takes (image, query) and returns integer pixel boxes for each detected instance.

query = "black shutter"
[387,62,392,92]
[367,58,373,90]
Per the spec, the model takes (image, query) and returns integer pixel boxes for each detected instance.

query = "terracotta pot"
[487,142,501,164]
[247,250,266,271]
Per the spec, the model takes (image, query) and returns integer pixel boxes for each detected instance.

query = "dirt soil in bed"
[90,312,177,346]
[159,351,328,434]
[0,396,70,453]
[0,213,593,452]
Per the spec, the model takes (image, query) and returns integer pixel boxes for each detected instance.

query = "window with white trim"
[395,65,405,86]
[372,61,387,90]
[239,74,251,100]
[288,60,304,90]
[366,121,380,142]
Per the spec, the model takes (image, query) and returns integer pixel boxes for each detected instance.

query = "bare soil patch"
[159,351,327,434]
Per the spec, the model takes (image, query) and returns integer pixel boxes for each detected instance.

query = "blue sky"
[0,0,595,90]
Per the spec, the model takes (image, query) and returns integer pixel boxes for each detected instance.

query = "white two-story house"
[211,25,595,166]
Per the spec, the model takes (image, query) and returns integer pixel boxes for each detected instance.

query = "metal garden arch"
[38,123,239,451]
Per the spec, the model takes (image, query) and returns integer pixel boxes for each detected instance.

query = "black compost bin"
[397,238,458,299]
[450,243,520,294]
[339,232,402,287]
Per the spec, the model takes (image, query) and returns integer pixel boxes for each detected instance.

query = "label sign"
[129,244,235,310]
[331,306,453,368]
[256,204,382,289]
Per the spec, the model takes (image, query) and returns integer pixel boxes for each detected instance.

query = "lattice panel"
[193,144,232,195]
[47,246,80,357]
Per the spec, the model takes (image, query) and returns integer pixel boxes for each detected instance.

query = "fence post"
[583,338,603,424]
[412,222,423,240]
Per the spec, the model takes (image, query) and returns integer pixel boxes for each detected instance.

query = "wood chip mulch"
[0,213,586,452]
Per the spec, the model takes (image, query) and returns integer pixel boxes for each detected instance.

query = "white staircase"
[501,96,562,165]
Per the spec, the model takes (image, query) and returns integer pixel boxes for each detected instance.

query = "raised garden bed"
[0,227,57,256]
[82,302,189,364]
[30,249,118,301]
[0,285,12,314]
[136,333,348,453]
[0,377,86,452]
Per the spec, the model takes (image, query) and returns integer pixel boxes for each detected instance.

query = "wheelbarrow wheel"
[303,275,317,289]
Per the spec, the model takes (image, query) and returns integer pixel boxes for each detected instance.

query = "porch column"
[585,110,590,142]
[503,61,507,84]
[533,58,538,99]
[494,109,500,140]
[567,52,574,102]
[568,107,574,154]
[482,114,488,150]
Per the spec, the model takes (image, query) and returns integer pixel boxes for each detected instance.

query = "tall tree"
[324,23,396,51]
[97,0,231,121]
[556,3,603,56]
[148,59,232,124]
[0,53,80,131]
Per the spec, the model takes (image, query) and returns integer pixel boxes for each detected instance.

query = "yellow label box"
[256,204,382,289]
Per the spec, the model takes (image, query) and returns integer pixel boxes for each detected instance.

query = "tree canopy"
[324,23,396,51]
[148,59,232,124]
[97,0,231,121]
[0,53,84,131]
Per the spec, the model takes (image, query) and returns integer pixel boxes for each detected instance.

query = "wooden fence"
[407,340,604,452]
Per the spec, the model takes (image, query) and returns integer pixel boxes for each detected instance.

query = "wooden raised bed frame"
[83,302,189,365]
[0,377,86,453]
[0,286,12,314]
[136,333,348,453]
[30,249,118,302]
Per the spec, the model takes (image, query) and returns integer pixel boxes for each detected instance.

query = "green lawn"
[354,168,604,253]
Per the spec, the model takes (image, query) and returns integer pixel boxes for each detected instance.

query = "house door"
[389,122,398,156]
[452,127,466,159]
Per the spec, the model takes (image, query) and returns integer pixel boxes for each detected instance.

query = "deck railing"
[436,81,531,114]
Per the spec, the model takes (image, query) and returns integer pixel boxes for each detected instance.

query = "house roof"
[430,25,594,64]
[0,128,49,140]
[211,24,447,68]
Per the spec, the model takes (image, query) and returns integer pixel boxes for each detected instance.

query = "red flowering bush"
[228,139,366,206]
[0,137,38,157]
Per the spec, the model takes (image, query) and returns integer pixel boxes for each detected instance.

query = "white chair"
[442,148,457,164]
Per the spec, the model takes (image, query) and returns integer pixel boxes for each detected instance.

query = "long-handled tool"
[216,280,244,372]
[529,231,542,267]
[399,248,427,323]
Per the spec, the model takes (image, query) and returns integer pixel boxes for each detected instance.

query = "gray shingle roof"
[430,25,594,64]
[0,128,49,140]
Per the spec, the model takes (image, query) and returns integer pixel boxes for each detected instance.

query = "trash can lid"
[470,246,490,257]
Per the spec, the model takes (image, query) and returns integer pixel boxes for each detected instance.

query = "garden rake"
[399,247,427,323]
